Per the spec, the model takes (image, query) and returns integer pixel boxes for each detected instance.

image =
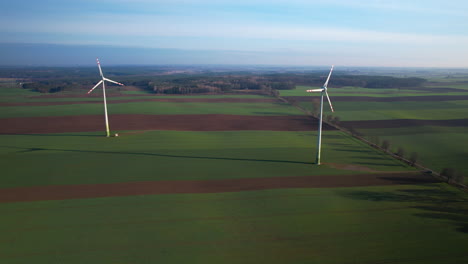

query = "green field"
[285,81,468,181]
[1,81,467,263]
[0,101,303,118]
[0,130,412,189]
[298,100,468,121]
[1,184,467,264]
[280,85,468,97]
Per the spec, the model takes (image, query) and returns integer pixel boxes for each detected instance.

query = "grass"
[27,94,273,102]
[297,100,468,121]
[0,130,412,188]
[360,126,468,176]
[0,184,467,263]
[0,101,303,118]
[280,85,468,97]
[1,83,467,263]
[288,79,468,183]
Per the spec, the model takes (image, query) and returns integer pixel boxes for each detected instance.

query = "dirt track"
[0,114,335,134]
[0,98,277,107]
[0,172,439,203]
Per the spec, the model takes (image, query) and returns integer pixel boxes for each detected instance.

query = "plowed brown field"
[0,114,336,134]
[0,98,277,107]
[0,172,438,203]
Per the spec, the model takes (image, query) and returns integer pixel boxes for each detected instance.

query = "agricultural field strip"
[0,171,432,203]
[0,185,466,264]
[0,101,303,118]
[27,94,270,101]
[341,119,468,129]
[280,86,468,97]
[0,130,414,188]
[0,97,277,107]
[0,114,324,134]
[285,95,468,102]
[298,102,468,121]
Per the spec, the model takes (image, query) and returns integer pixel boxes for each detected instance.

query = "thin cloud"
[4,13,467,47]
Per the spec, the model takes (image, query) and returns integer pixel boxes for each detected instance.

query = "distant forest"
[1,66,426,94]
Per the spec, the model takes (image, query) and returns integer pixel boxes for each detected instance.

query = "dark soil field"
[0,97,277,107]
[0,114,336,134]
[284,95,468,102]
[0,172,438,203]
[341,118,468,129]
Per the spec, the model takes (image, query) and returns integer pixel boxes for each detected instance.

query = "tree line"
[18,72,426,94]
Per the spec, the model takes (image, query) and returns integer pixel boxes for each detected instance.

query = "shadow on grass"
[0,133,98,137]
[354,156,389,160]
[378,176,440,185]
[340,187,468,233]
[332,148,372,153]
[354,161,400,167]
[251,112,300,115]
[327,142,350,146]
[1,145,316,165]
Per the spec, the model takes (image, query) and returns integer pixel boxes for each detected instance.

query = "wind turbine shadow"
[1,145,314,165]
[0,133,99,137]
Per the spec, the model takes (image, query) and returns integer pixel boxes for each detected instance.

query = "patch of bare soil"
[324,163,378,172]
[0,98,277,107]
[28,91,267,99]
[0,114,335,134]
[341,119,468,129]
[0,172,439,203]
[284,95,468,102]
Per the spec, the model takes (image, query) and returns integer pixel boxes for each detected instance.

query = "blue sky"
[1,0,467,67]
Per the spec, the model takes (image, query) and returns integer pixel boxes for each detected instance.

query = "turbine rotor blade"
[97,58,104,77]
[307,89,324,92]
[104,77,125,86]
[322,65,334,88]
[325,90,334,112]
[87,80,103,94]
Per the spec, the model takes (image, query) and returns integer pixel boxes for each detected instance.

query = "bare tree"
[396,147,405,157]
[374,136,380,147]
[453,172,465,184]
[332,116,340,125]
[288,98,298,106]
[381,140,390,151]
[409,152,419,166]
[441,168,456,182]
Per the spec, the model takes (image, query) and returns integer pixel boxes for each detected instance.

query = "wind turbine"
[307,65,335,165]
[87,58,124,137]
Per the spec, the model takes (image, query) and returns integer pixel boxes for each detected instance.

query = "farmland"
[284,77,468,182]
[1,68,467,263]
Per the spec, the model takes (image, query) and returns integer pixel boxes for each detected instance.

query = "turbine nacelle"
[87,59,125,95]
[306,65,335,113]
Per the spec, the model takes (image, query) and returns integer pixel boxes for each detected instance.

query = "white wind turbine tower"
[307,65,335,165]
[87,58,124,137]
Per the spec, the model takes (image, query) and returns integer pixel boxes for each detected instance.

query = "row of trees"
[266,73,426,88]
[18,70,427,94]
[358,134,465,184]
[22,81,77,93]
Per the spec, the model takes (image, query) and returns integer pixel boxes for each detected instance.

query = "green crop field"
[0,101,303,118]
[0,130,412,189]
[1,184,467,264]
[283,80,468,182]
[298,100,468,121]
[1,81,467,263]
